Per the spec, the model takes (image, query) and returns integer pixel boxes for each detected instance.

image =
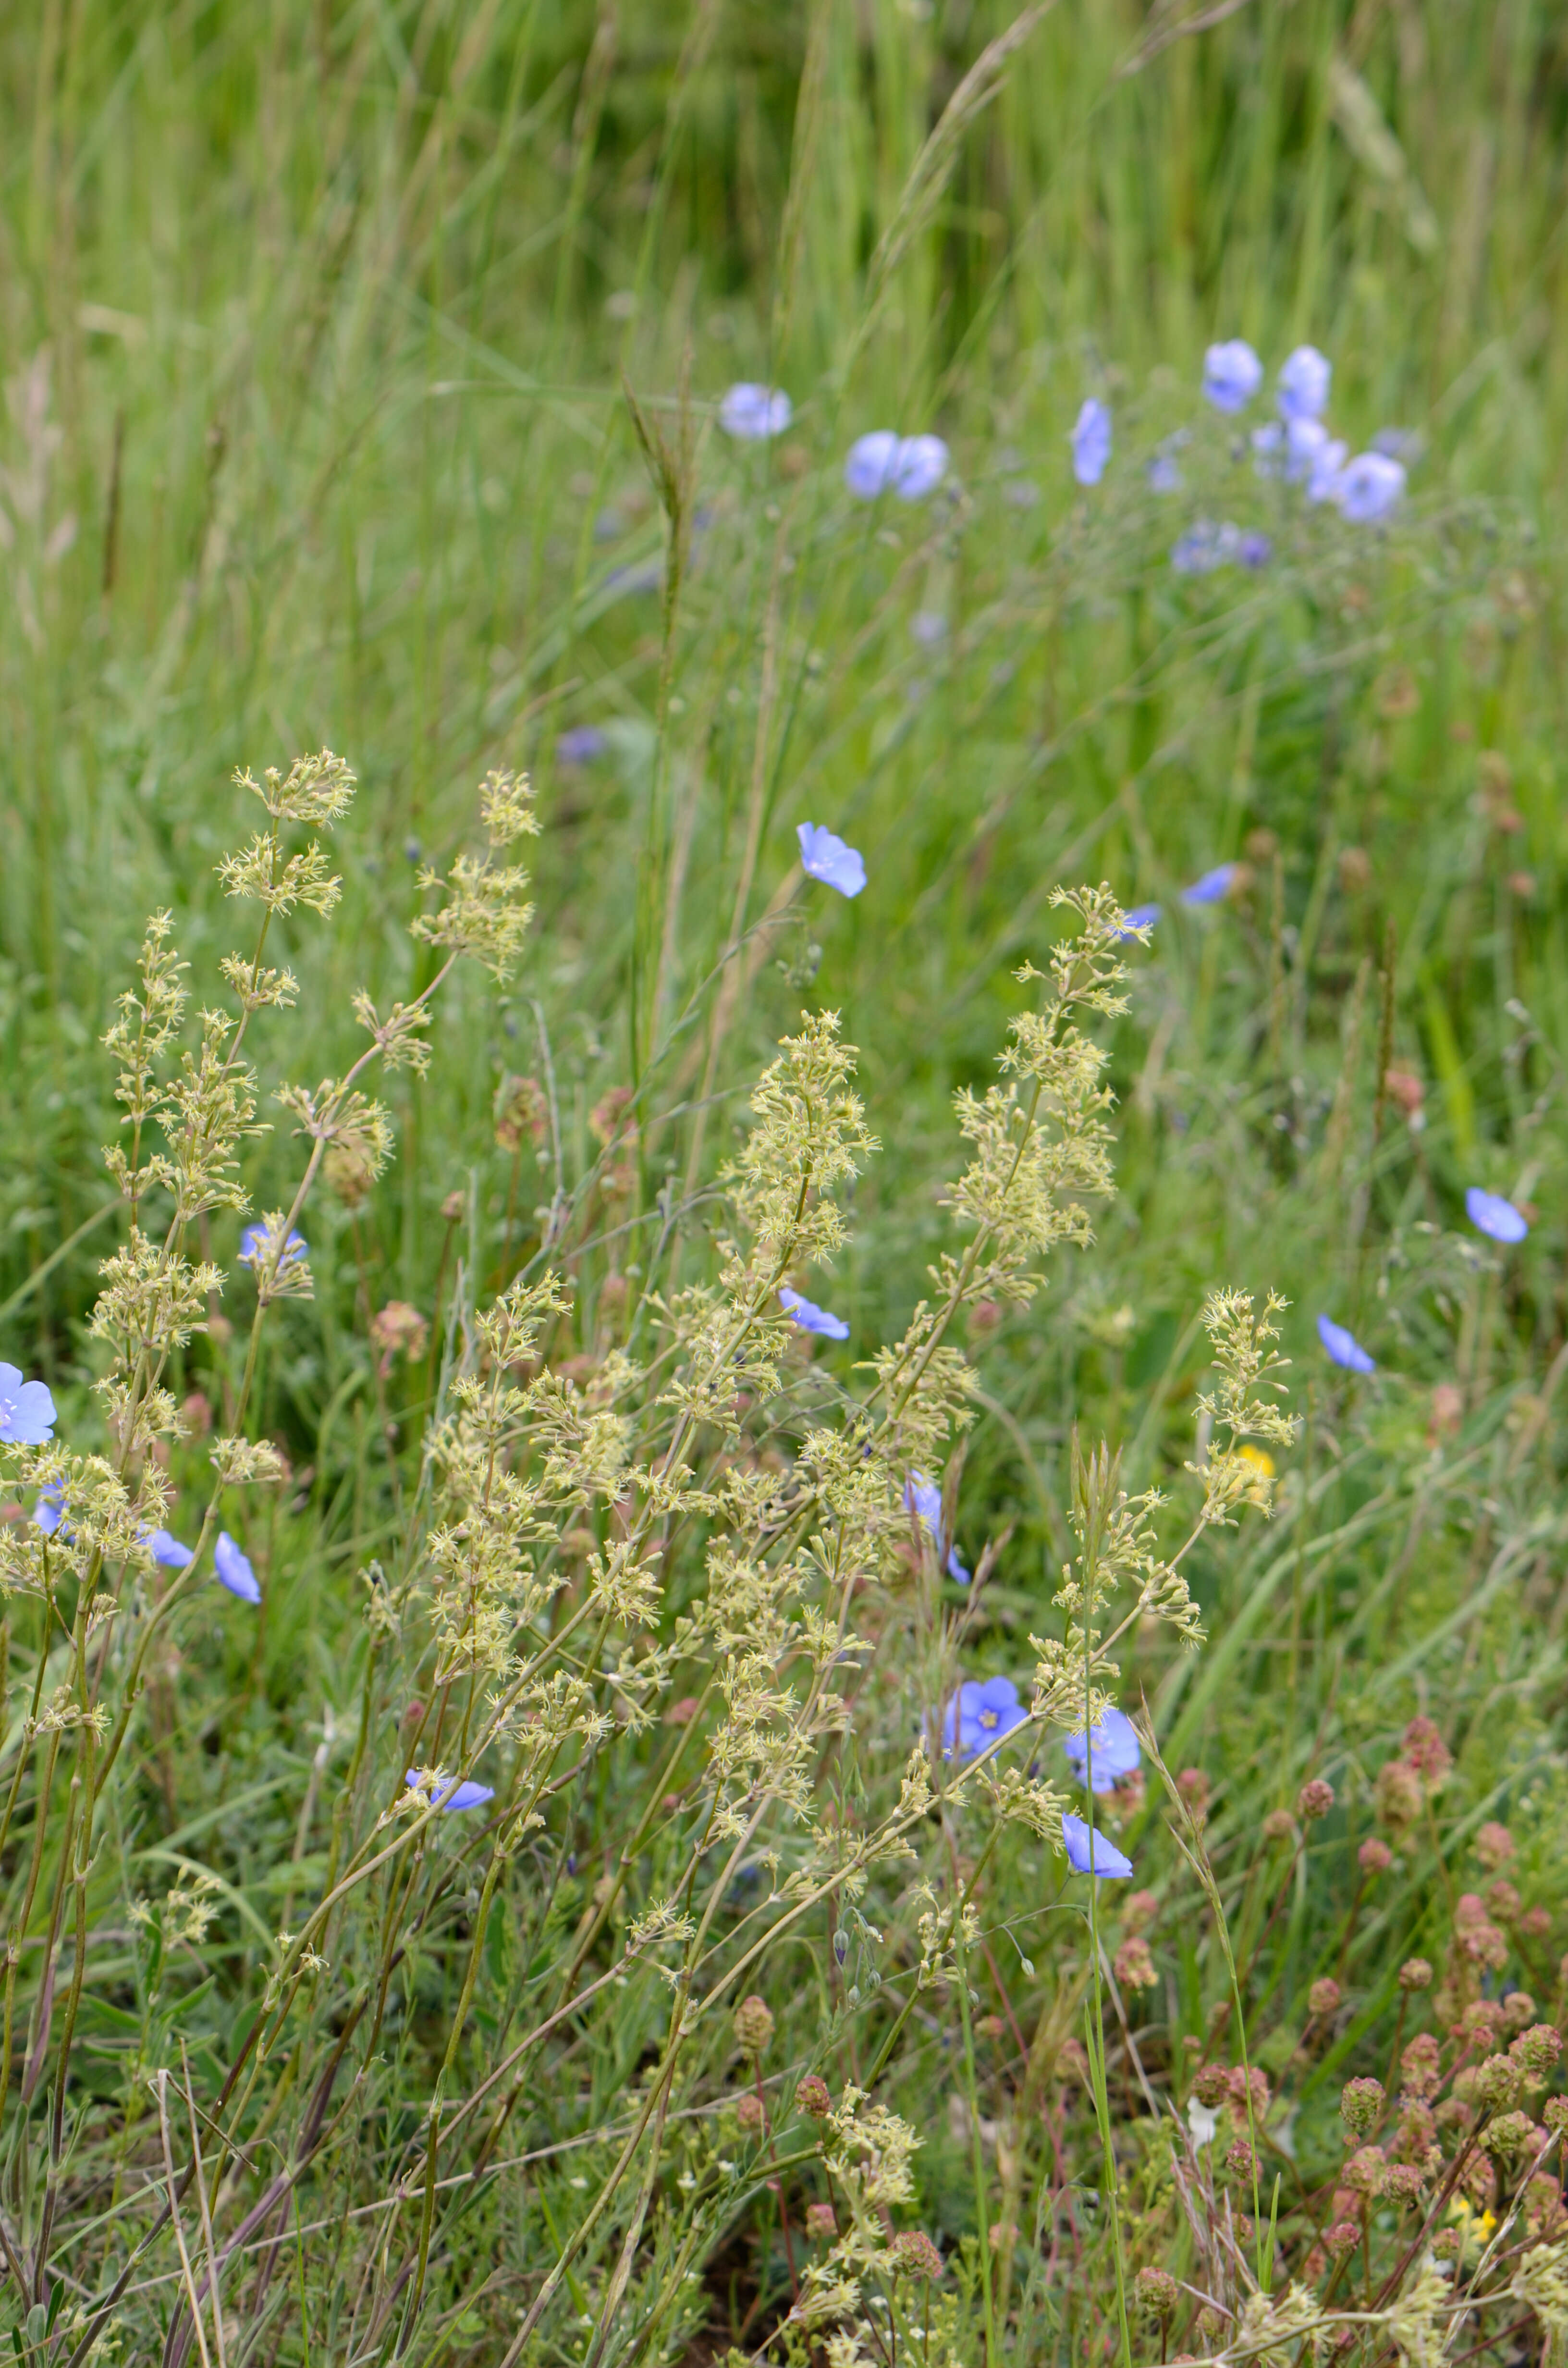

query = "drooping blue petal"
[796,823,867,899]
[33,1486,67,1536]
[408,1769,497,1813]
[892,435,949,502]
[1116,903,1161,940]
[1466,1188,1528,1245]
[1181,864,1237,907]
[1062,1813,1133,1879]
[214,1531,261,1603]
[145,1528,195,1568]
[1070,399,1112,487]
[779,1288,850,1341]
[1317,1314,1375,1375]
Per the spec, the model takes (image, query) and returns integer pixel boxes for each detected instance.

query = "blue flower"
[1171,520,1247,576]
[1239,532,1271,569]
[1202,339,1264,413]
[910,609,947,646]
[145,1528,194,1568]
[407,1768,496,1813]
[1372,427,1421,461]
[0,1365,57,1447]
[1317,1314,1374,1374]
[1061,1813,1133,1879]
[238,1223,308,1275]
[1277,345,1331,422]
[1307,434,1348,504]
[1466,1187,1528,1245]
[1116,902,1161,940]
[557,726,607,766]
[905,1471,970,1585]
[1335,453,1405,523]
[779,1287,850,1341]
[1070,399,1112,487]
[943,1676,1026,1761]
[844,432,949,503]
[33,1486,68,1536]
[797,822,866,899]
[719,383,792,441]
[1181,863,1237,907]
[214,1532,261,1603]
[1063,1706,1141,1795]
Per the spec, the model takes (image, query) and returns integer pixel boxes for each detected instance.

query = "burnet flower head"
[844,431,949,502]
[1062,1813,1133,1879]
[905,1471,970,1585]
[0,1365,56,1446]
[1202,339,1264,414]
[942,1676,1026,1761]
[1466,1187,1528,1245]
[1064,1705,1141,1795]
[779,1287,849,1341]
[797,822,866,899]
[1318,1313,1374,1374]
[719,383,792,441]
[1070,399,1112,486]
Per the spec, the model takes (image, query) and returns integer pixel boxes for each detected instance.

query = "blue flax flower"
[1070,399,1112,487]
[797,822,866,899]
[1181,863,1237,907]
[905,1471,970,1585]
[1117,903,1161,940]
[1063,1705,1141,1795]
[1171,520,1249,576]
[33,1486,69,1537]
[557,726,607,766]
[1238,531,1271,569]
[215,1532,261,1603]
[1466,1188,1528,1245]
[1062,1813,1133,1879]
[1318,1314,1374,1374]
[407,1768,496,1813]
[779,1287,850,1341]
[145,1529,194,1568]
[844,432,949,503]
[1277,345,1331,422]
[1202,339,1263,413]
[0,1366,56,1446]
[943,1676,1026,1761]
[719,383,792,441]
[1335,453,1405,523]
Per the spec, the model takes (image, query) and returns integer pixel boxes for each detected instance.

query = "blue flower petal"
[1063,1706,1141,1794]
[1465,1188,1528,1246]
[1062,1813,1133,1878]
[214,1531,261,1603]
[408,1768,496,1813]
[1181,863,1237,907]
[1202,339,1263,414]
[1116,903,1161,940]
[1277,345,1331,422]
[779,1287,850,1341]
[0,1365,57,1446]
[1070,398,1112,487]
[796,822,866,899]
[1317,1314,1375,1374]
[145,1528,195,1569]
[719,383,791,441]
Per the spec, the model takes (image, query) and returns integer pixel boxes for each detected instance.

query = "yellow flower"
[1238,1443,1275,1477]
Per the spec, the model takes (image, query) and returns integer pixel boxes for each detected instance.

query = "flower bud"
[1479,2109,1536,2160]
[735,2091,765,2130]
[1343,2144,1386,2195]
[1475,1820,1515,1871]
[1502,1989,1537,2032]
[1298,1778,1335,1822]
[1398,1957,1433,1991]
[1400,2035,1442,2100]
[1402,1716,1452,1780]
[1358,1838,1392,1875]
[796,2074,832,2119]
[1374,1760,1424,1831]
[1225,2137,1257,2182]
[806,2202,837,2239]
[1474,2054,1525,2115]
[733,1995,775,2057]
[1123,1888,1159,1934]
[1262,1808,1294,1842]
[1513,2025,1564,2081]
[1384,2162,1422,2204]
[1193,2062,1230,2108]
[1324,2221,1360,2257]
[1115,1936,1157,1992]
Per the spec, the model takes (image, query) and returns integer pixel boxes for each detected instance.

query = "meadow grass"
[0,3,1568,2363]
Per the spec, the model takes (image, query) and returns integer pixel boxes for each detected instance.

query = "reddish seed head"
[1401,2035,1442,2100]
[1340,2076,1385,2136]
[796,2075,832,2119]
[890,2230,944,2281]
[1262,1807,1294,1842]
[1398,1957,1433,1992]
[1123,1888,1159,1934]
[805,2202,837,2239]
[1298,1778,1335,1822]
[1402,1716,1452,1780]
[1135,2268,1179,2320]
[1115,1936,1158,1992]
[1374,1760,1424,1831]
[1476,1820,1516,1870]
[1324,2221,1361,2257]
[1359,1837,1393,1875]
[1309,1978,1344,2019]
[1192,2062,1231,2108]
[1343,2144,1388,2196]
